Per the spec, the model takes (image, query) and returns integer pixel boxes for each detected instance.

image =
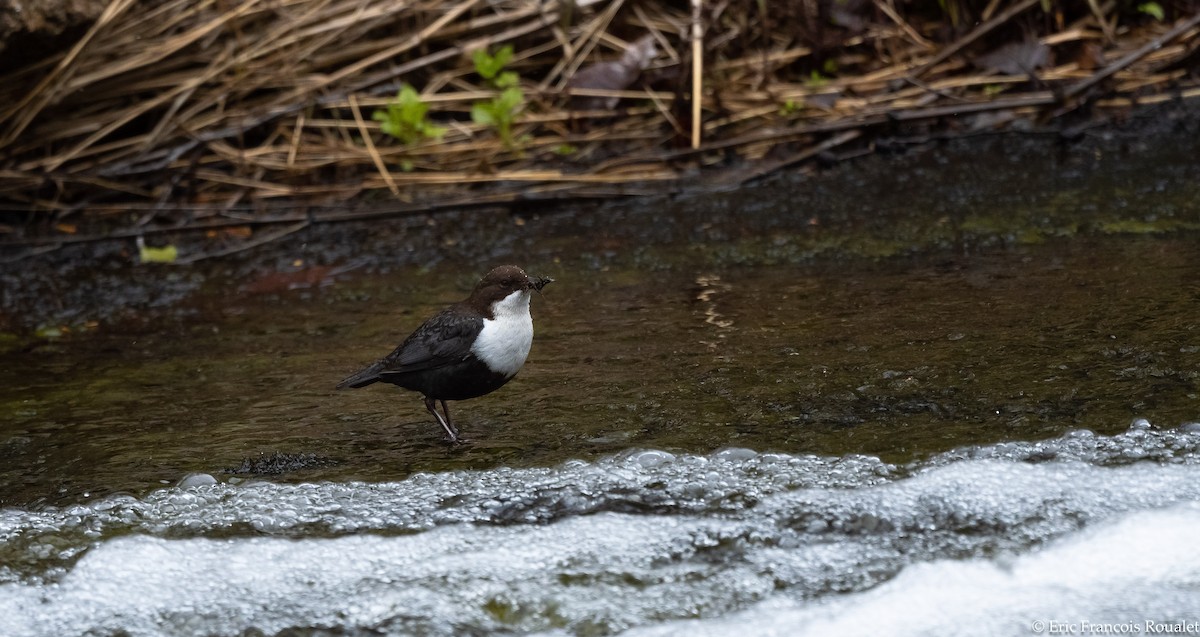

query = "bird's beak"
[530,276,553,292]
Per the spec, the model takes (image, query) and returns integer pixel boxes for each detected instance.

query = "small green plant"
[471,87,524,148]
[1137,1,1164,20]
[982,83,1008,97]
[471,45,525,148]
[805,70,829,88]
[473,45,519,89]
[779,98,803,115]
[372,84,445,145]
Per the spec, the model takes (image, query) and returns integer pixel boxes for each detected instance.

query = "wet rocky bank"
[2,102,1198,339]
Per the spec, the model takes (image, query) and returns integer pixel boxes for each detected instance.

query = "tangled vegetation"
[0,0,1197,242]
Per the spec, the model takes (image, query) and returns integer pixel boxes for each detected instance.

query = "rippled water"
[3,125,1200,634]
[2,424,1199,636]
[4,233,1199,508]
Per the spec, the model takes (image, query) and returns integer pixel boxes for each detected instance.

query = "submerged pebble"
[176,473,218,489]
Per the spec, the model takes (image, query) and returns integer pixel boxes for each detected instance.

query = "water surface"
[1,124,1199,635]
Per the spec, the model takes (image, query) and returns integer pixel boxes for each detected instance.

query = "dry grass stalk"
[0,0,1197,241]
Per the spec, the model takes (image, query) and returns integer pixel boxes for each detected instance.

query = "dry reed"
[0,0,1197,242]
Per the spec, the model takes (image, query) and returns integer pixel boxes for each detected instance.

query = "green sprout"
[372,84,445,145]
[805,70,829,88]
[473,45,520,89]
[471,87,525,148]
[471,45,526,148]
[1137,2,1164,20]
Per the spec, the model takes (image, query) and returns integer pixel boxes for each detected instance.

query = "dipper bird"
[337,265,553,443]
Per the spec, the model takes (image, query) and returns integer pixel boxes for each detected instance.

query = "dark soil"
[1,100,1197,338]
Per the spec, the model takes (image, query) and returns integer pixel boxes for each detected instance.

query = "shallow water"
[2,426,1200,636]
[2,124,1200,634]
[3,234,1199,507]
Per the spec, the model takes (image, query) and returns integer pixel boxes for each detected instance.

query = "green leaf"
[35,325,64,339]
[471,103,496,126]
[1138,1,1164,20]
[472,49,492,77]
[423,123,447,140]
[497,87,524,112]
[471,80,524,148]
[492,45,514,72]
[982,83,1008,97]
[139,243,178,264]
[398,84,421,103]
[373,84,443,145]
[495,71,520,89]
[473,45,514,81]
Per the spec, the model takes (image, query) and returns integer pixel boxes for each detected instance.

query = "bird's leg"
[439,400,460,438]
[424,396,459,443]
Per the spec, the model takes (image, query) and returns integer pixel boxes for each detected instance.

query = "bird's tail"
[336,360,384,389]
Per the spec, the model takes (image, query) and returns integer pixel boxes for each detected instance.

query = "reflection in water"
[694,274,734,330]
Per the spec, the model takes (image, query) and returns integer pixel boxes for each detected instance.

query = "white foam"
[3,427,1200,636]
[623,502,1200,637]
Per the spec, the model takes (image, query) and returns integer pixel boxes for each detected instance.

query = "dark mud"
[2,102,1198,337]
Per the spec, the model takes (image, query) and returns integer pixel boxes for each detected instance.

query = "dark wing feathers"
[378,309,483,375]
[336,306,484,390]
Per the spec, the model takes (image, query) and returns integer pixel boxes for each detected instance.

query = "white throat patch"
[470,289,534,377]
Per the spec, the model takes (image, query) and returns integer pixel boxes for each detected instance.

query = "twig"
[347,94,400,197]
[0,0,138,145]
[548,0,624,91]
[907,0,1044,80]
[172,220,311,264]
[1084,0,1115,42]
[690,0,703,148]
[873,0,935,50]
[1061,13,1200,101]
[718,129,863,187]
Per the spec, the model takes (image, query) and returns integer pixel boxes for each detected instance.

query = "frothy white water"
[624,503,1200,637]
[2,426,1199,636]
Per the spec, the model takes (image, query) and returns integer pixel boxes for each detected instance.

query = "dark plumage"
[338,265,552,443]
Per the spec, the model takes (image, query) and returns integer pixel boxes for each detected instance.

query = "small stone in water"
[176,473,218,489]
[713,448,758,463]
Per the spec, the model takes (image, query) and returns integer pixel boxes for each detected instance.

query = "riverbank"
[1,0,1198,245]
[1,100,1197,338]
